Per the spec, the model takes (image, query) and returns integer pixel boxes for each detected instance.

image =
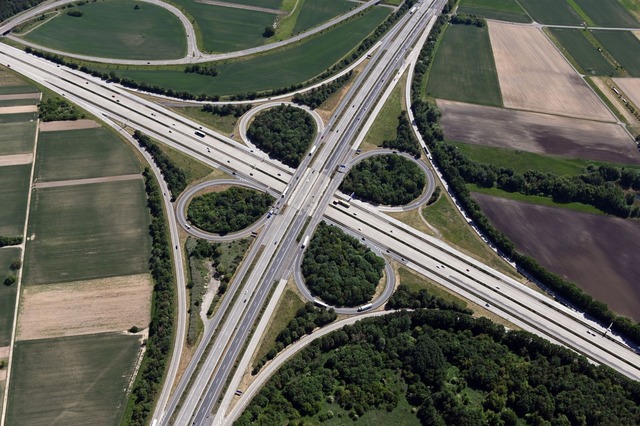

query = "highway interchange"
[2,0,640,425]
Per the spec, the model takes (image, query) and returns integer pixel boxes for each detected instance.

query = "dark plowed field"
[473,193,640,321]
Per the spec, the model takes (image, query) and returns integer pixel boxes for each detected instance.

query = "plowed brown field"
[614,77,640,108]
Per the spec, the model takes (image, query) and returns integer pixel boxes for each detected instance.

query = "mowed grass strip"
[293,0,353,34]
[0,247,20,346]
[91,7,390,96]
[593,30,640,77]
[6,333,141,425]
[170,0,275,53]
[34,127,141,182]
[24,179,151,285]
[23,0,186,60]
[426,24,502,107]
[0,165,31,237]
[573,0,639,28]
[458,0,531,23]
[548,28,618,76]
[517,0,582,25]
[0,121,36,155]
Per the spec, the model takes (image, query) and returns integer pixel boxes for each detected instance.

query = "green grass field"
[35,128,141,182]
[24,179,151,285]
[0,165,31,237]
[619,0,640,21]
[171,106,238,134]
[458,0,531,23]
[0,86,38,96]
[0,112,37,124]
[398,267,467,307]
[169,0,275,53]
[548,28,619,76]
[6,332,141,425]
[23,0,186,60]
[517,0,582,25]
[593,30,640,77]
[0,247,20,346]
[362,75,403,149]
[426,24,502,107]
[225,0,282,8]
[293,0,353,34]
[0,121,36,155]
[87,7,389,96]
[573,0,639,27]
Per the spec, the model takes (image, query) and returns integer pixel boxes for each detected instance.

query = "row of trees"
[252,302,337,375]
[292,71,353,110]
[450,14,486,27]
[201,103,252,118]
[37,97,83,121]
[123,169,175,425]
[381,111,421,157]
[186,187,273,235]
[184,64,218,77]
[133,131,186,200]
[340,154,426,206]
[386,284,471,314]
[409,14,640,346]
[0,236,22,247]
[301,222,384,307]
[246,104,316,168]
[237,308,640,425]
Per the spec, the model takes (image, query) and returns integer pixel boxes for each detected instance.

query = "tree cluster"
[201,103,251,118]
[0,236,22,247]
[386,284,472,314]
[246,104,316,167]
[382,110,421,157]
[450,14,486,27]
[184,64,218,77]
[301,222,384,307]
[187,187,273,235]
[409,15,640,347]
[340,154,426,206]
[37,97,83,122]
[263,26,275,38]
[292,71,353,110]
[441,0,457,14]
[133,131,186,200]
[123,169,175,425]
[237,309,640,425]
[66,9,82,17]
[252,302,337,375]
[0,0,45,21]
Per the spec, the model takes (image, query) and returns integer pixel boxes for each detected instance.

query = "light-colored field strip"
[0,154,32,167]
[195,0,286,14]
[0,93,40,101]
[16,274,152,341]
[592,77,639,124]
[633,30,640,42]
[613,77,640,109]
[0,346,8,358]
[32,173,142,189]
[488,21,613,122]
[38,119,100,132]
[0,105,37,114]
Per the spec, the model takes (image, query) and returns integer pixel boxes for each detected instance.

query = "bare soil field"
[17,274,152,341]
[488,21,613,121]
[634,31,640,42]
[438,100,640,164]
[0,93,40,101]
[38,119,100,132]
[473,193,640,321]
[591,77,639,125]
[0,346,8,358]
[0,105,37,115]
[613,77,640,109]
[0,153,32,167]
[33,173,141,189]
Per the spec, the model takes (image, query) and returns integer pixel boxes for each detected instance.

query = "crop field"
[473,193,640,321]
[458,0,531,23]
[427,24,502,107]
[23,0,186,60]
[293,0,353,34]
[437,100,640,164]
[593,30,640,77]
[90,8,389,96]
[0,86,38,95]
[24,180,151,285]
[0,121,36,155]
[488,22,613,121]
[6,332,141,425]
[0,111,37,124]
[0,97,39,107]
[0,165,31,237]
[548,28,618,77]
[614,77,640,107]
[170,0,275,53]
[620,0,640,21]
[225,0,282,8]
[0,247,20,346]
[574,0,639,28]
[34,127,141,182]
[516,0,582,25]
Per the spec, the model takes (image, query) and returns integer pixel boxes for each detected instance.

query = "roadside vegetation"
[237,309,640,425]
[382,111,421,157]
[0,0,45,21]
[340,155,425,206]
[133,131,187,200]
[187,187,273,235]
[386,284,471,313]
[292,71,352,110]
[247,105,316,167]
[37,97,84,121]
[301,222,384,307]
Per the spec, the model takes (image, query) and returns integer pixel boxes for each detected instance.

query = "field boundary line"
[32,173,142,189]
